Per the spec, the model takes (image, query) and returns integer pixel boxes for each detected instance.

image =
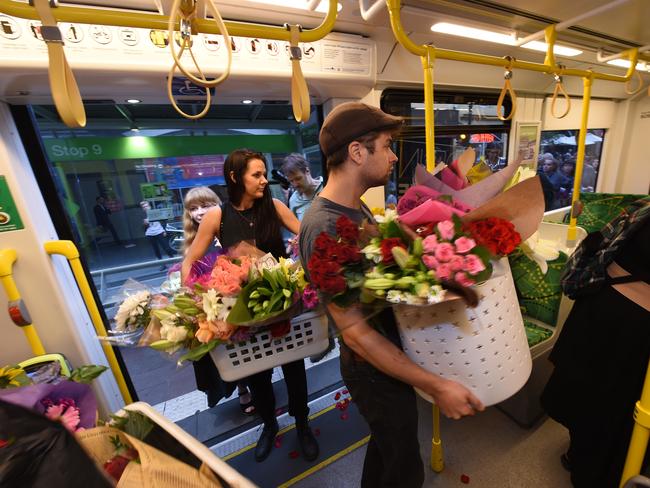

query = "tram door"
[15,102,324,427]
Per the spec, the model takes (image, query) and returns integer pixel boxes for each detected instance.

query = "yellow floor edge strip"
[222,404,338,462]
[277,435,371,488]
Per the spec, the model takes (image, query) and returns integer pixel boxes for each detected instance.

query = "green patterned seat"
[576,192,647,234]
[524,319,554,348]
[509,249,568,327]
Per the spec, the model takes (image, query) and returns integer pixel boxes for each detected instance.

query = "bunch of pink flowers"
[420,220,490,287]
[199,255,252,296]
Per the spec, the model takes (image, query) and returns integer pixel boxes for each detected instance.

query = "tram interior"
[0,0,649,486]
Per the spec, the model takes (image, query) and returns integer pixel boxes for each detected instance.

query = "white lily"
[521,231,561,275]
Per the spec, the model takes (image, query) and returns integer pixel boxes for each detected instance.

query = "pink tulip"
[437,220,455,241]
[422,254,439,270]
[448,254,465,271]
[464,254,487,275]
[455,272,476,287]
[434,243,455,262]
[454,236,476,254]
[435,263,453,281]
[422,234,438,253]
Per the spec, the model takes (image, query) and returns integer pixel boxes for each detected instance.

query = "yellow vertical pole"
[431,404,444,472]
[422,45,436,173]
[44,240,133,404]
[620,360,650,487]
[0,249,46,356]
[567,75,592,246]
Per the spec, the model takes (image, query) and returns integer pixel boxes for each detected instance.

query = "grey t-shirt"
[299,196,401,347]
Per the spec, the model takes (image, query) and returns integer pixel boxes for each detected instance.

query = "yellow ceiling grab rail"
[44,240,133,405]
[288,24,312,123]
[496,57,517,121]
[0,248,46,356]
[0,0,338,43]
[32,0,86,128]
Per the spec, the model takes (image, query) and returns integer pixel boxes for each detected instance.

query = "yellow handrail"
[620,359,650,487]
[422,45,435,172]
[0,249,46,356]
[44,240,133,404]
[431,404,444,472]
[0,0,338,43]
[566,75,592,245]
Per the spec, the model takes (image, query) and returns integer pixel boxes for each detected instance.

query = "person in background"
[182,150,318,463]
[140,201,177,270]
[182,187,255,415]
[484,142,507,172]
[94,195,123,245]
[299,102,484,488]
[281,153,323,222]
[541,197,650,488]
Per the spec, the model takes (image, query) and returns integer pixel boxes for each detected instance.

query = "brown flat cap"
[319,102,403,157]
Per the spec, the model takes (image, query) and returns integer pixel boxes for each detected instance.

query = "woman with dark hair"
[181,149,318,463]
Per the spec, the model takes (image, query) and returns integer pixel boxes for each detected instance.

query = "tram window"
[24,102,324,414]
[381,89,511,205]
[538,129,606,211]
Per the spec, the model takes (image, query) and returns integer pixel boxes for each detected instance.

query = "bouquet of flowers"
[107,243,318,363]
[0,361,107,433]
[309,164,542,310]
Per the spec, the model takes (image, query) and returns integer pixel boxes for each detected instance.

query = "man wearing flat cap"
[299,102,484,488]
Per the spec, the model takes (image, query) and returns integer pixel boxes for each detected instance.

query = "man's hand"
[424,377,485,420]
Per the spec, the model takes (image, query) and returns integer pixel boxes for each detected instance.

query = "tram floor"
[290,396,573,488]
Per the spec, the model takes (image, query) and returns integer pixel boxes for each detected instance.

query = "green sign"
[42,135,297,162]
[0,176,24,232]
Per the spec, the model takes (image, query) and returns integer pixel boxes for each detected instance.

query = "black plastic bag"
[0,399,112,488]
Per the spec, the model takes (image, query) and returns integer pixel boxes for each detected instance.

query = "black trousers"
[248,359,309,426]
[340,344,424,488]
[146,233,176,259]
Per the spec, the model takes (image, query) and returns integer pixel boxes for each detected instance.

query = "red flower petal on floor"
[334,392,341,400]
[275,408,284,416]
[340,413,348,420]
[289,450,300,459]
[274,439,282,449]
[460,474,470,484]
[0,439,10,448]
[314,428,320,436]
[342,390,348,394]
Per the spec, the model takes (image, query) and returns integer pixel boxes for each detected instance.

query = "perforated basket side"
[394,259,532,406]
[210,311,329,382]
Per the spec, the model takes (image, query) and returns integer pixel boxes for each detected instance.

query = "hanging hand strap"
[288,24,311,123]
[32,0,86,128]
[166,0,232,119]
[168,0,232,87]
[550,71,571,119]
[625,69,644,95]
[497,57,517,121]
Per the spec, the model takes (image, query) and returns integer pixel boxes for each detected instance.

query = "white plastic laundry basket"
[210,310,329,381]
[393,258,532,407]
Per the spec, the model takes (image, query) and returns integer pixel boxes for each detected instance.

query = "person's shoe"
[254,421,279,462]
[296,420,319,462]
[206,390,220,408]
[239,389,256,416]
[309,336,335,364]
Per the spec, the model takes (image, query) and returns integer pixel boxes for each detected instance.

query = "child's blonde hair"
[183,186,221,254]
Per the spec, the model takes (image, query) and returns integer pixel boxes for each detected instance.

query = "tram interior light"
[126,99,142,104]
[606,59,650,72]
[430,22,582,57]
[248,0,342,13]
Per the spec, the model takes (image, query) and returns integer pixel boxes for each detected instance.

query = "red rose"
[321,274,347,295]
[380,237,406,264]
[465,217,521,257]
[336,243,361,264]
[336,216,360,242]
[314,233,338,257]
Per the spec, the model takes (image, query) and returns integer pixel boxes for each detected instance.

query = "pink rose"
[422,254,439,270]
[464,254,486,275]
[435,263,453,281]
[454,272,475,287]
[437,220,455,241]
[422,234,438,254]
[434,242,455,262]
[454,236,476,254]
[448,254,465,271]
